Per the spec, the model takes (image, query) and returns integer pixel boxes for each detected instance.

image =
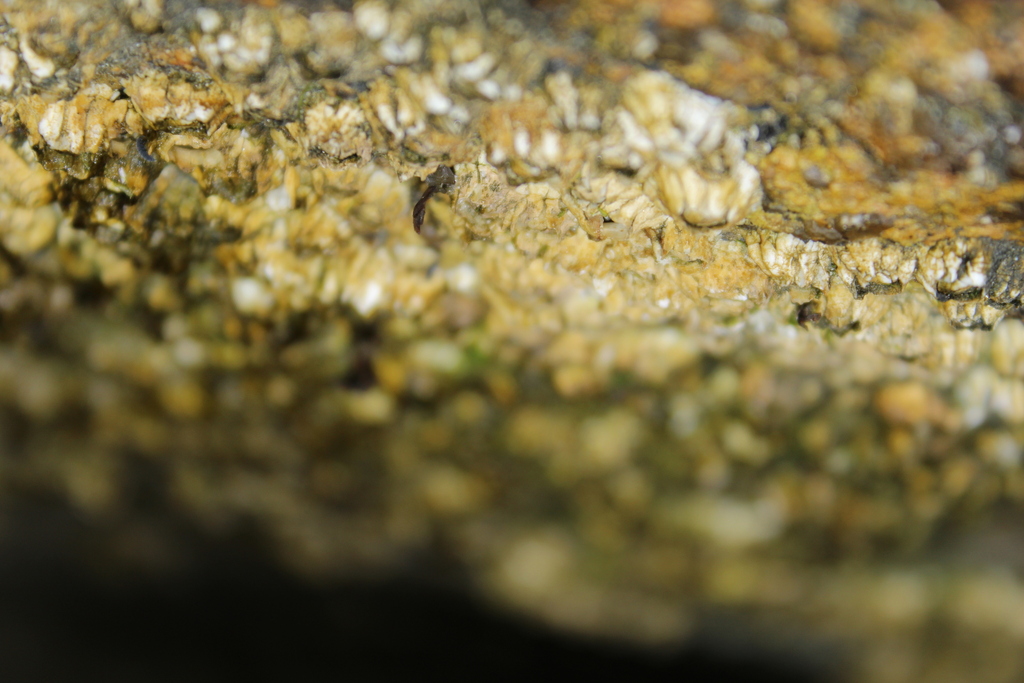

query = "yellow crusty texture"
[4,2,1024,683]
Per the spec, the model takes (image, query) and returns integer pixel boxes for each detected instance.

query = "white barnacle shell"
[922,240,980,294]
[475,79,501,100]
[656,160,761,227]
[621,70,731,162]
[380,35,423,64]
[671,87,729,156]
[195,8,222,33]
[537,129,562,166]
[38,101,65,149]
[409,73,452,115]
[394,87,424,137]
[487,143,507,165]
[0,47,19,93]
[449,33,483,64]
[513,128,531,158]
[599,109,652,170]
[354,0,390,41]
[376,100,401,140]
[545,71,579,130]
[948,251,989,292]
[219,12,274,75]
[454,52,496,83]
[20,40,55,80]
[302,100,372,161]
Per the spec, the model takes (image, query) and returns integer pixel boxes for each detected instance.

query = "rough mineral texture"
[4,0,1024,680]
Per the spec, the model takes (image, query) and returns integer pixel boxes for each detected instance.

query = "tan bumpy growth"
[4,2,1024,682]
[2,0,1022,362]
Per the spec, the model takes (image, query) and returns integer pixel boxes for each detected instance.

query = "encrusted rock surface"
[4,0,1024,681]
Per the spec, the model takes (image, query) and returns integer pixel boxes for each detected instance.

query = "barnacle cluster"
[3,0,1024,362]
[4,1,1024,681]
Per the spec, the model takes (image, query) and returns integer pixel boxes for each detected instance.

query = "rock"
[3,2,1024,682]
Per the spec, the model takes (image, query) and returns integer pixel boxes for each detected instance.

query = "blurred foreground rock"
[3,0,1024,681]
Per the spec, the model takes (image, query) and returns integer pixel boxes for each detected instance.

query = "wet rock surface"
[3,0,1024,681]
